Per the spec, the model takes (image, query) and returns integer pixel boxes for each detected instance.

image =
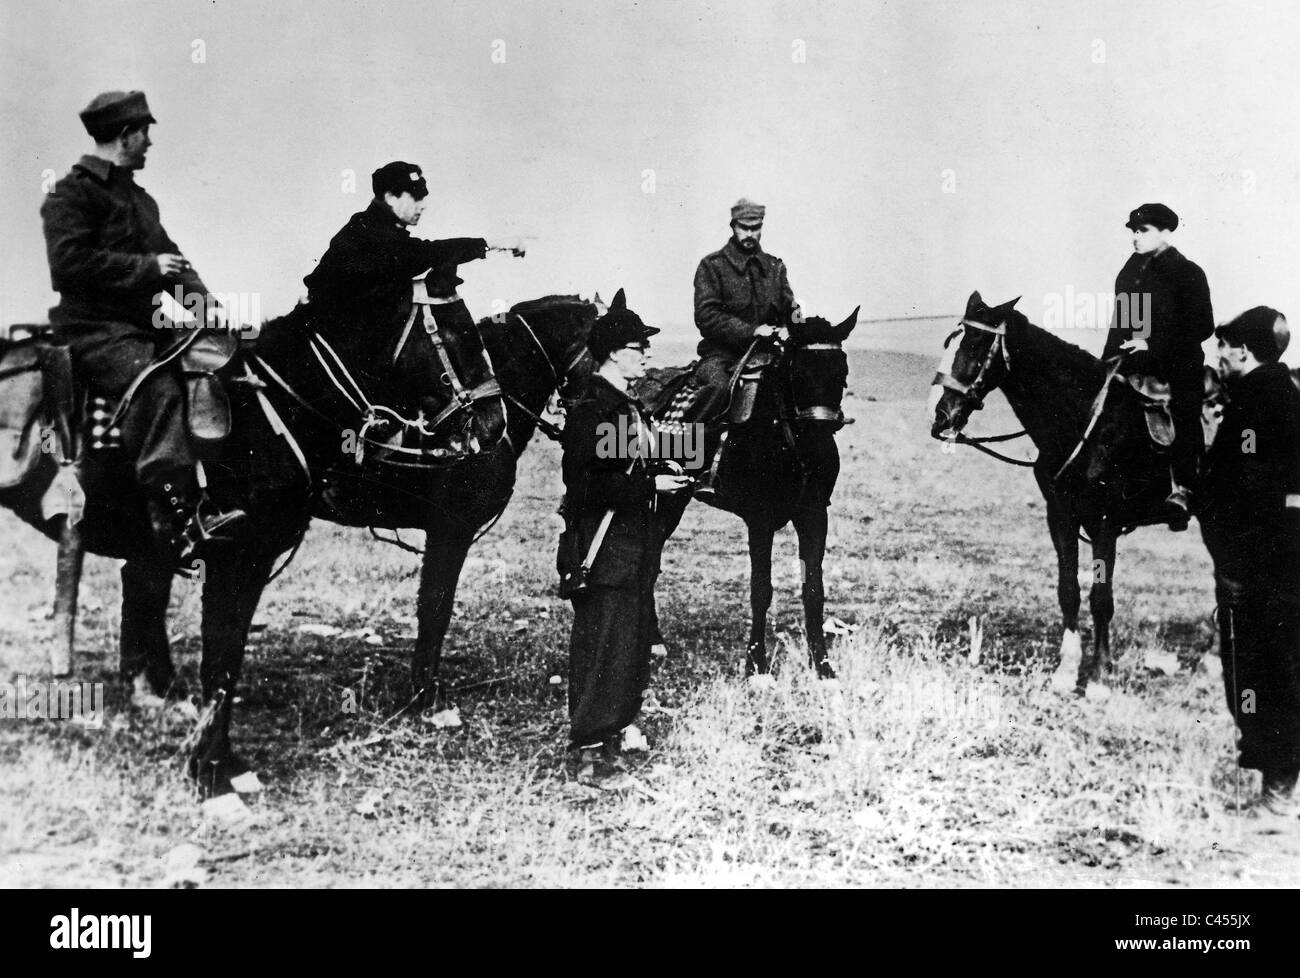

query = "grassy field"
[1,344,1297,888]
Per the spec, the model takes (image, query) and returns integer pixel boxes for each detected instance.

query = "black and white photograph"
[1,0,1299,912]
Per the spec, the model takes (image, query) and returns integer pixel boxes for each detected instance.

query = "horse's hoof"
[201,793,252,826]
[814,660,837,680]
[650,643,669,659]
[1049,666,1076,693]
[229,771,264,794]
[1083,682,1112,702]
[130,674,167,710]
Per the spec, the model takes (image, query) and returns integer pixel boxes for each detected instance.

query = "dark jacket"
[40,155,211,328]
[304,199,486,319]
[558,374,656,587]
[1102,246,1213,383]
[1203,361,1300,584]
[694,239,797,361]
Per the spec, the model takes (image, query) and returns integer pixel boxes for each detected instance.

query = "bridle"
[785,341,847,426]
[931,317,1035,468]
[390,279,505,444]
[932,318,1009,410]
[501,309,593,442]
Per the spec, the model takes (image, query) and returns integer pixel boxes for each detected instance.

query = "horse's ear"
[965,291,984,316]
[611,288,627,311]
[835,306,860,341]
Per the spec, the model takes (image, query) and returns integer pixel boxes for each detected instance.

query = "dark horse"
[636,308,859,678]
[1,290,596,797]
[929,291,1191,696]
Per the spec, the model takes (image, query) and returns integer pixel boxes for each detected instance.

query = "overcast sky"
[3,0,1299,358]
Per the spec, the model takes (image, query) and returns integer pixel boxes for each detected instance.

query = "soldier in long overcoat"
[1201,306,1300,817]
[558,290,690,774]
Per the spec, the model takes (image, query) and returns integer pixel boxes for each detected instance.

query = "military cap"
[1125,202,1179,231]
[587,288,660,362]
[372,161,429,200]
[80,91,156,140]
[1216,306,1289,363]
[730,198,766,224]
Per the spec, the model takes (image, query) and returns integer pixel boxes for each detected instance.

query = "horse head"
[929,290,1020,439]
[785,307,858,427]
[490,295,598,401]
[387,285,507,457]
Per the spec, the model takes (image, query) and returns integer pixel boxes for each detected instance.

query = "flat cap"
[80,91,156,139]
[1125,202,1179,231]
[587,288,660,362]
[730,198,765,224]
[372,161,429,199]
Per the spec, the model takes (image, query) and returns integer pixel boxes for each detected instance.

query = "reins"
[934,318,1122,478]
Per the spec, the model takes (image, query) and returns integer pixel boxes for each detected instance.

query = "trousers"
[60,321,193,490]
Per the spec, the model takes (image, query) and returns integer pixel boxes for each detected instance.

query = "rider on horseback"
[40,90,245,565]
[1101,203,1214,529]
[303,162,496,323]
[691,198,801,497]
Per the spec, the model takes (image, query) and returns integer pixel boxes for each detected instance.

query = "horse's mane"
[1006,308,1106,384]
[508,294,593,317]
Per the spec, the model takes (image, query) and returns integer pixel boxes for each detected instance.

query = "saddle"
[643,343,776,431]
[724,345,776,425]
[1125,372,1174,449]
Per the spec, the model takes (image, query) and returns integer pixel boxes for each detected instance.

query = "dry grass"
[1,347,1296,887]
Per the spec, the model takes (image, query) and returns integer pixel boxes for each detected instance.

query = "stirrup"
[695,429,729,500]
[176,503,247,565]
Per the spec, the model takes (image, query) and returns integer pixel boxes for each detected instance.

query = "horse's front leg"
[192,546,273,799]
[120,558,176,703]
[1043,488,1082,692]
[1079,515,1117,695]
[411,526,473,711]
[793,502,835,679]
[744,516,775,675]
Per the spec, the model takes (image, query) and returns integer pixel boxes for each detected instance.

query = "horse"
[928,290,1196,695]
[636,308,859,679]
[0,286,531,797]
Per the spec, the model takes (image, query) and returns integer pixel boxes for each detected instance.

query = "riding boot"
[1163,481,1191,532]
[146,468,246,569]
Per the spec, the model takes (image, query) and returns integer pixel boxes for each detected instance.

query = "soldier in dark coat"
[691,198,800,494]
[303,162,492,325]
[1201,306,1300,818]
[40,90,243,563]
[558,290,690,776]
[1102,203,1214,526]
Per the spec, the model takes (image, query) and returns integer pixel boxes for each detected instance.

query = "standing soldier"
[1201,306,1300,818]
[40,91,244,564]
[1102,202,1214,528]
[558,290,690,780]
[692,198,801,496]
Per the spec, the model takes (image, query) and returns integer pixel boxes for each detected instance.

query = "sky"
[3,0,1299,359]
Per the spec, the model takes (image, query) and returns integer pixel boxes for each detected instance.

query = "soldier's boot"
[147,470,246,571]
[1163,484,1191,532]
[1256,767,1299,819]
